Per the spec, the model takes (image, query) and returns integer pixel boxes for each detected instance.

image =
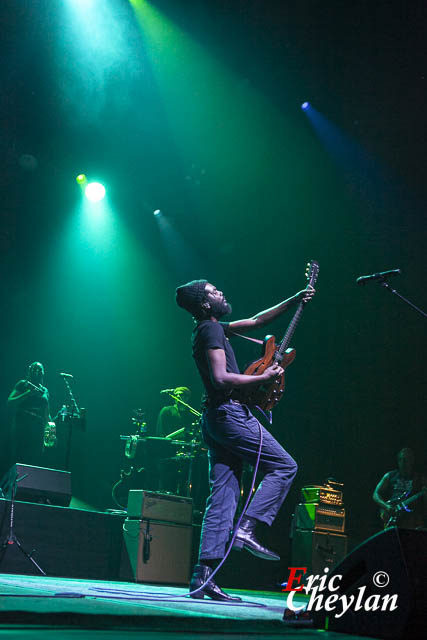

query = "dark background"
[0,0,426,587]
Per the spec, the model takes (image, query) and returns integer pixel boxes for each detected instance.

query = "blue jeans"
[198,400,298,561]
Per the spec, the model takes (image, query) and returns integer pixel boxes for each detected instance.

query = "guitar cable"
[117,414,266,605]
[2,418,267,609]
[187,415,264,599]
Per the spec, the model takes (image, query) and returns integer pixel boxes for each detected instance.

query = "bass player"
[175,278,315,601]
[373,447,427,530]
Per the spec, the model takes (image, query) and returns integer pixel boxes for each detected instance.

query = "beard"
[210,299,232,318]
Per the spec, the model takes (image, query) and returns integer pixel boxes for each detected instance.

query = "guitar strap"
[227,330,264,345]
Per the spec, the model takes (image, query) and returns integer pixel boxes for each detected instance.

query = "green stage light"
[76,173,87,184]
[85,182,106,202]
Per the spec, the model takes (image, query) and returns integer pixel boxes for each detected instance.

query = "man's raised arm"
[228,285,315,334]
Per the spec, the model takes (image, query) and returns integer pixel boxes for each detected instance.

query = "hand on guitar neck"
[296,284,316,305]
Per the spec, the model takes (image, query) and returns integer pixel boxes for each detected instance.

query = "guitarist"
[373,448,427,529]
[176,279,315,601]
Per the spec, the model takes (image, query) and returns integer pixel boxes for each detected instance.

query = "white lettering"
[295,572,399,619]
[334,594,355,619]
[286,590,306,613]
[304,573,319,593]
[307,586,325,611]
[364,594,381,612]
[318,567,330,591]
[354,586,366,611]
[328,574,342,592]
[324,594,339,611]
[381,594,398,612]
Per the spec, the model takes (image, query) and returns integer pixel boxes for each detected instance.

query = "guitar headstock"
[305,260,320,287]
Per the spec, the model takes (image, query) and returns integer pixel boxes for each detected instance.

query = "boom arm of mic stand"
[169,394,202,418]
[61,377,81,417]
[165,427,185,439]
[381,280,427,318]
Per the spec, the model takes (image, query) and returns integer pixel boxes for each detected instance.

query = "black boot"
[189,564,241,601]
[232,516,280,561]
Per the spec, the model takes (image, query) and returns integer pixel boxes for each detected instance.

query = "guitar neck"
[273,259,319,364]
[402,490,424,507]
[275,301,305,361]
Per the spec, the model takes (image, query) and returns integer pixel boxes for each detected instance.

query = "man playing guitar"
[176,278,315,601]
[373,448,427,529]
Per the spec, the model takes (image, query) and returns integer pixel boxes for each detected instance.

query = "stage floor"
[0,574,379,640]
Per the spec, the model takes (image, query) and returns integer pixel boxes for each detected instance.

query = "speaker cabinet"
[121,518,192,584]
[291,528,348,575]
[313,528,427,639]
[0,463,71,506]
[127,490,192,524]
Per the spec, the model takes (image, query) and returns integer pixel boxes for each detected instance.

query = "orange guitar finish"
[243,335,296,411]
[242,260,319,412]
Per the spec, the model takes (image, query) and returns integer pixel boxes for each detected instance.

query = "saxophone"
[43,421,57,448]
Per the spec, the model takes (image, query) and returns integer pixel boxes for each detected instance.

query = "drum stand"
[0,472,46,575]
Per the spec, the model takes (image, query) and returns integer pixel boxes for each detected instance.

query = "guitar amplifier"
[127,490,193,525]
[301,485,343,506]
[295,503,345,533]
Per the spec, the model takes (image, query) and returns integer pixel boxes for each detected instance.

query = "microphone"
[160,388,175,394]
[356,268,401,286]
[60,372,74,378]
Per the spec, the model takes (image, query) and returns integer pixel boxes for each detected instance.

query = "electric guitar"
[380,487,427,528]
[243,260,319,411]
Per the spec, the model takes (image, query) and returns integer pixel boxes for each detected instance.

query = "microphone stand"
[58,376,84,471]
[0,473,46,575]
[380,279,427,318]
[165,393,202,498]
[164,393,201,439]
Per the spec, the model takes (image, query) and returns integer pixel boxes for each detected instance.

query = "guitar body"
[380,489,425,528]
[243,335,296,410]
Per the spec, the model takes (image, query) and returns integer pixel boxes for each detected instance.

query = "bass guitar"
[380,487,427,528]
[243,260,319,411]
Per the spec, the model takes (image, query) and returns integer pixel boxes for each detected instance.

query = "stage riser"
[0,499,124,580]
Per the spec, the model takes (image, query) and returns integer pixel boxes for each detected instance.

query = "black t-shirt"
[192,320,240,404]
[386,470,423,501]
[14,380,49,422]
[384,470,426,527]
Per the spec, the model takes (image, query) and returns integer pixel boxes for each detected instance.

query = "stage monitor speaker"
[0,463,72,507]
[121,518,192,584]
[313,527,427,639]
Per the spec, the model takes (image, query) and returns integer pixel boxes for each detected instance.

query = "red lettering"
[282,567,307,592]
